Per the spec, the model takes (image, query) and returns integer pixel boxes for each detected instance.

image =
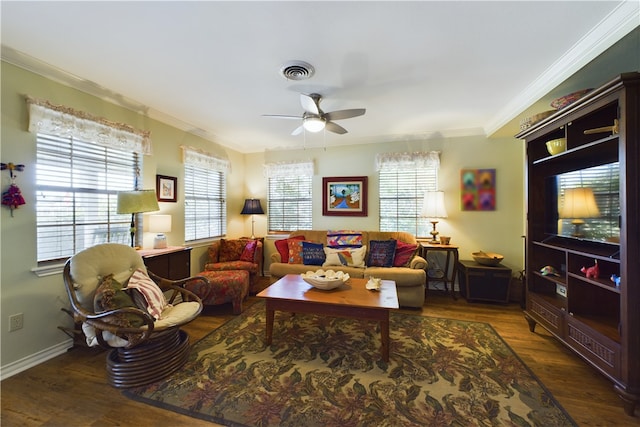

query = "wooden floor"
[2,279,638,426]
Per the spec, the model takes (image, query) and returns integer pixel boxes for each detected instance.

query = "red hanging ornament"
[1,162,26,217]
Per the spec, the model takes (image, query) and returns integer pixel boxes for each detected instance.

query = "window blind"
[268,175,312,232]
[184,164,226,241]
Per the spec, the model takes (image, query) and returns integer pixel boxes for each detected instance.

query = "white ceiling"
[1,1,638,153]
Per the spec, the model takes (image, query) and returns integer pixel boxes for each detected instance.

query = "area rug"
[124,301,576,427]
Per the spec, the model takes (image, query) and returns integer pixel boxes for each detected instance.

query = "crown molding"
[485,1,639,137]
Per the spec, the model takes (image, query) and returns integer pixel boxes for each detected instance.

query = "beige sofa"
[269,230,427,308]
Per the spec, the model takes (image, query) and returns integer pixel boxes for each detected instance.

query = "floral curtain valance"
[375,151,440,171]
[181,145,231,174]
[26,96,152,155]
[263,160,314,178]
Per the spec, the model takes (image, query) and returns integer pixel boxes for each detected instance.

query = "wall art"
[461,169,496,211]
[322,176,368,216]
[156,175,177,202]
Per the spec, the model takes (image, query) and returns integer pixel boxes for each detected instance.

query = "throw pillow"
[393,241,419,267]
[126,268,166,320]
[218,239,251,262]
[367,239,397,267]
[274,235,305,262]
[327,230,363,248]
[287,239,306,264]
[322,245,367,268]
[94,274,144,327]
[239,240,257,262]
[302,241,325,265]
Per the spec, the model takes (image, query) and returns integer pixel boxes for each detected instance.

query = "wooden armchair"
[62,243,204,388]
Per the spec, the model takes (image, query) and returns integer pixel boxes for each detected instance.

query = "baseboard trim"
[0,339,73,381]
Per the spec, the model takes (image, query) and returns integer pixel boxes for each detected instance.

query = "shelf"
[532,135,618,166]
[569,313,620,344]
[534,237,620,261]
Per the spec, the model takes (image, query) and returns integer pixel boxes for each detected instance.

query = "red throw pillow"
[239,240,257,262]
[287,239,307,264]
[393,241,418,267]
[274,235,305,262]
[219,239,250,262]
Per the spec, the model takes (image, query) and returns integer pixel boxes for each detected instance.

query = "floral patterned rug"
[124,301,576,426]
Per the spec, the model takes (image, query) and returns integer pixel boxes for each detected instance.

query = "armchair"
[203,238,263,293]
[62,243,204,388]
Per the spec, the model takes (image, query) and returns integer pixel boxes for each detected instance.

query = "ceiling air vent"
[280,61,315,81]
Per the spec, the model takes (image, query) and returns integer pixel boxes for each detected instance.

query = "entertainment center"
[517,73,639,415]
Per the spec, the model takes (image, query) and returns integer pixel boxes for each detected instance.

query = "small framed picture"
[156,175,177,202]
[322,176,368,216]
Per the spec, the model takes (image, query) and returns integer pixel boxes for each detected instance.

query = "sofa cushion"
[239,240,257,262]
[327,230,363,248]
[275,235,305,262]
[287,239,307,264]
[219,238,251,262]
[393,241,419,267]
[367,240,397,267]
[323,246,366,268]
[94,274,144,327]
[302,241,325,265]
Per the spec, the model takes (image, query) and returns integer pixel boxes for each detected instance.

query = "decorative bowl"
[472,251,504,266]
[301,269,350,290]
[545,138,566,155]
[550,89,593,110]
[520,110,555,131]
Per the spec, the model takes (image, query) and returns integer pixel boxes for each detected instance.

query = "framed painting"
[156,175,177,202]
[322,176,368,216]
[460,168,496,211]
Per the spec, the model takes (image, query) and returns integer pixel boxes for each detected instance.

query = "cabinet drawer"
[566,316,621,378]
[527,296,564,336]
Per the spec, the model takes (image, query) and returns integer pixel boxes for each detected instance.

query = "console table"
[139,246,192,280]
[419,241,459,299]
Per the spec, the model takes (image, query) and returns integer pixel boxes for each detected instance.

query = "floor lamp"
[240,198,264,239]
[117,190,160,248]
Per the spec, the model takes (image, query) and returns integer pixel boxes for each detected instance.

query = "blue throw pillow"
[367,240,397,267]
[302,242,326,265]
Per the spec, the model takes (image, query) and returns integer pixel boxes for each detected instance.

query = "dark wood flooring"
[2,279,638,426]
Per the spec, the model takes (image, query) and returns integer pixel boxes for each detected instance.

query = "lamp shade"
[559,188,600,219]
[421,191,448,219]
[117,190,159,214]
[148,214,172,233]
[303,117,326,133]
[240,198,264,215]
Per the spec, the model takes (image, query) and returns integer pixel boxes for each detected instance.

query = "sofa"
[269,230,427,308]
[202,238,263,294]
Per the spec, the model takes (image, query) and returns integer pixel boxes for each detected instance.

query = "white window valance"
[263,160,314,178]
[181,145,231,174]
[26,96,152,155]
[375,151,440,171]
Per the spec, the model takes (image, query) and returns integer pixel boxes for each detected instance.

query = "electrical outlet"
[8,313,23,332]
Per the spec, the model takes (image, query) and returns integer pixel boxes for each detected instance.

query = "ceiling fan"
[264,93,366,135]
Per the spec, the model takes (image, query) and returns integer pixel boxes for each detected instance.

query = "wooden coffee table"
[257,274,399,361]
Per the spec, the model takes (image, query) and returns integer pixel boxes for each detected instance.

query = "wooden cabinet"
[457,260,511,303]
[516,73,639,415]
[139,246,192,280]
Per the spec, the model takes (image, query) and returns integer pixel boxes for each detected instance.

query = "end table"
[419,241,459,299]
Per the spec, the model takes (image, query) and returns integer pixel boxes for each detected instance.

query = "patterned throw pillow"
[287,239,306,264]
[393,241,419,267]
[219,239,251,262]
[126,268,167,320]
[367,240,397,267]
[326,230,363,248]
[274,235,305,262]
[302,241,325,265]
[93,274,144,327]
[239,240,257,262]
[323,246,367,268]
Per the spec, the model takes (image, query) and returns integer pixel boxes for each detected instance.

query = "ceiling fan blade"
[325,121,348,135]
[324,108,366,121]
[262,114,302,120]
[291,125,304,136]
[300,93,320,115]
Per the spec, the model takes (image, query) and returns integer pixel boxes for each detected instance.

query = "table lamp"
[148,214,172,249]
[117,190,160,247]
[421,191,448,244]
[240,198,264,239]
[559,187,600,237]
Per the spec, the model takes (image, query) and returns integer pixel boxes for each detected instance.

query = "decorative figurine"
[580,260,599,279]
[610,274,621,288]
[1,162,26,217]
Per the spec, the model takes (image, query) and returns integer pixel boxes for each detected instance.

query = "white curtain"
[263,160,314,178]
[181,145,231,173]
[26,96,152,155]
[375,151,440,171]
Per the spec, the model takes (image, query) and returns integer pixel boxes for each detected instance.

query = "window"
[265,161,313,233]
[377,152,440,237]
[182,146,229,241]
[36,134,137,263]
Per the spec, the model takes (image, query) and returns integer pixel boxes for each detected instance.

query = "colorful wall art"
[461,169,496,211]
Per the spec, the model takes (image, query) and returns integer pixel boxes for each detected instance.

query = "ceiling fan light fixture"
[303,117,325,132]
